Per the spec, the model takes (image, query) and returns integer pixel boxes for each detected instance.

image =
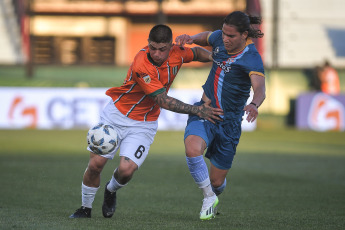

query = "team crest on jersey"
[213,47,220,56]
[143,75,151,83]
[172,66,178,75]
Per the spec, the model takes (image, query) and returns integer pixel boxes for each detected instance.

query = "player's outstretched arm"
[191,47,213,62]
[152,91,223,124]
[175,31,211,47]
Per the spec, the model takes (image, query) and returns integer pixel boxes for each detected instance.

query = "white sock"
[107,171,126,192]
[202,183,216,198]
[81,183,99,208]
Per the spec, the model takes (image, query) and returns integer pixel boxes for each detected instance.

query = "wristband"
[250,102,258,108]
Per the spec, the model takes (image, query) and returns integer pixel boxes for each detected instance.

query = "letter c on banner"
[47,98,70,127]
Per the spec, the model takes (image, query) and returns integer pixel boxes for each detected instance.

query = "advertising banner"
[296,92,345,131]
[0,87,256,131]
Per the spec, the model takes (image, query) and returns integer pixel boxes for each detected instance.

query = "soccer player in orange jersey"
[70,24,223,218]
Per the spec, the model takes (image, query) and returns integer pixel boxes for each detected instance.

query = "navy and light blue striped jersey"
[202,30,265,120]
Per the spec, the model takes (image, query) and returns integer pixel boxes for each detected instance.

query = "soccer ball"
[87,124,118,155]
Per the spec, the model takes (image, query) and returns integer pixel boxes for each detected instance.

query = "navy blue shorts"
[184,101,242,170]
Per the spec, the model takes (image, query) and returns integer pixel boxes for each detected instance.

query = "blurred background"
[1,2,345,228]
[1,0,345,131]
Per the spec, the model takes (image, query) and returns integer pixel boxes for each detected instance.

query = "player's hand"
[243,103,258,123]
[175,34,193,46]
[197,100,224,124]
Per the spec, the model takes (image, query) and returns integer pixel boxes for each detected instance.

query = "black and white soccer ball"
[87,124,118,155]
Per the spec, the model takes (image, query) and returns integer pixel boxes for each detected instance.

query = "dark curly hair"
[223,11,264,38]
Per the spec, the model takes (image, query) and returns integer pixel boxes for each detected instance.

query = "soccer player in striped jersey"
[70,24,223,218]
[175,11,266,220]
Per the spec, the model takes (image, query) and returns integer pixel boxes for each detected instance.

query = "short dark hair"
[223,11,264,38]
[148,24,173,43]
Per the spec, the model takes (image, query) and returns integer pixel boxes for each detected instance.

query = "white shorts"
[87,100,158,168]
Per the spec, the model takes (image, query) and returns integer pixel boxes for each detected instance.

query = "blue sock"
[212,178,227,196]
[186,156,210,188]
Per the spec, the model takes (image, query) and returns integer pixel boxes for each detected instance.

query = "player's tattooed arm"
[152,92,223,123]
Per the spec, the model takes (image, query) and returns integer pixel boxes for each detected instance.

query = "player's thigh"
[207,120,240,170]
[184,114,213,157]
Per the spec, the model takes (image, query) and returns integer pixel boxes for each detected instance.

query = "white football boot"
[199,195,219,220]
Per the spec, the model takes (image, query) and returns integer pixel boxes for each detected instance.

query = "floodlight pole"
[156,0,166,25]
[25,0,33,78]
[272,0,279,69]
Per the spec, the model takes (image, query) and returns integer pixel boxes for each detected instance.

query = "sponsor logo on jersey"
[213,59,231,73]
[143,75,151,83]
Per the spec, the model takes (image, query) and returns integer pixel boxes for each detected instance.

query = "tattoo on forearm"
[154,93,208,116]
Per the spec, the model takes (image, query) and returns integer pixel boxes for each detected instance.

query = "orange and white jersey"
[106,45,195,121]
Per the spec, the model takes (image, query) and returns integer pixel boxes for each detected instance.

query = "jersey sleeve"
[244,52,265,78]
[207,30,222,47]
[132,64,166,96]
[177,46,194,63]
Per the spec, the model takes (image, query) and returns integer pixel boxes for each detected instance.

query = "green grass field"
[1,65,344,229]
[1,129,344,230]
[0,65,210,89]
[0,65,128,88]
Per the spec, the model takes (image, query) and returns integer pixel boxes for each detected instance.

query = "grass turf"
[0,65,128,88]
[0,129,344,230]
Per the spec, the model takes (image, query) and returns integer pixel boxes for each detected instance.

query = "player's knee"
[87,162,103,176]
[184,136,206,157]
[185,144,204,157]
[87,153,107,175]
[185,146,197,157]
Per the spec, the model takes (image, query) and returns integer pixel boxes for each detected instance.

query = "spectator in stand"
[319,60,340,95]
